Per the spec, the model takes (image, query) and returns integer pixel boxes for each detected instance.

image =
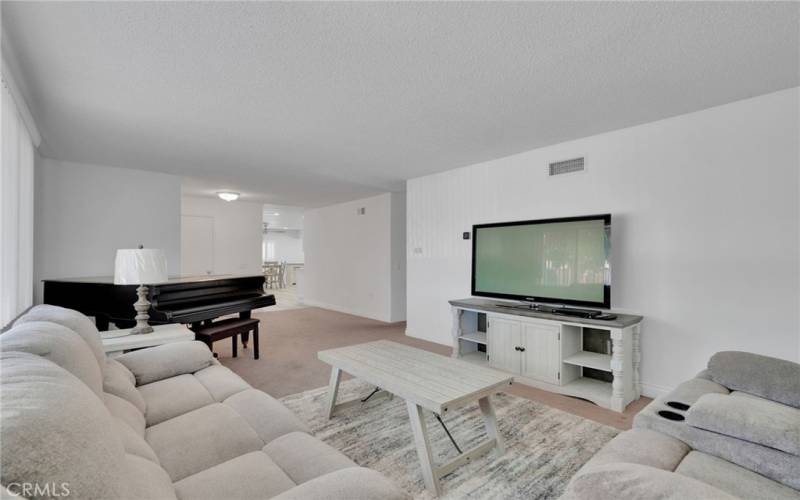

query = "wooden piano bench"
[190,317,260,360]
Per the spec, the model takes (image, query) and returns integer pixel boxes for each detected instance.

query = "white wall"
[181,195,263,276]
[304,192,406,322]
[406,88,800,396]
[34,158,181,302]
[390,192,407,322]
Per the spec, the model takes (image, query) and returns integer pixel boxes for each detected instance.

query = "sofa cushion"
[105,392,146,436]
[687,393,800,456]
[676,451,800,500]
[146,403,264,481]
[562,462,737,500]
[0,352,125,499]
[708,351,800,408]
[112,417,160,464]
[579,429,690,472]
[224,389,310,444]
[263,432,357,484]
[14,304,107,372]
[269,467,407,500]
[174,451,296,500]
[0,321,104,396]
[116,341,213,386]
[121,454,177,500]
[104,357,147,413]
[107,357,136,385]
[193,364,251,401]
[138,374,215,426]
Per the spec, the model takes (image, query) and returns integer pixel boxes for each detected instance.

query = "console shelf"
[460,351,489,367]
[450,297,643,412]
[561,377,613,402]
[563,351,612,372]
[458,331,487,345]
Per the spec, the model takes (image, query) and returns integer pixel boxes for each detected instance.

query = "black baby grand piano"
[42,275,275,331]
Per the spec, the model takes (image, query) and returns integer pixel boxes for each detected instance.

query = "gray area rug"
[279,379,618,499]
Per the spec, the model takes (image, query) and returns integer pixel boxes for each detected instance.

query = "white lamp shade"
[114,249,169,285]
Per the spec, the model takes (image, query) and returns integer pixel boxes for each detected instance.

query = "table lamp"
[114,246,168,334]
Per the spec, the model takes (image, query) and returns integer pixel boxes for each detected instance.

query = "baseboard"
[301,299,390,323]
[640,382,671,399]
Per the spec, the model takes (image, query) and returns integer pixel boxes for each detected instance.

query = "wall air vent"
[549,157,585,176]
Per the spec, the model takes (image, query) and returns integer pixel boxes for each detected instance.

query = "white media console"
[450,298,643,412]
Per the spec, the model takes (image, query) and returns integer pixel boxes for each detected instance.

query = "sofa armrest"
[269,467,407,500]
[562,463,737,500]
[115,341,213,386]
[686,393,800,456]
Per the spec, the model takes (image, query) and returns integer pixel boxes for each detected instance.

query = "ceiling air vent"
[549,157,585,176]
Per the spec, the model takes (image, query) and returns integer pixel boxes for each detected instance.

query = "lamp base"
[131,285,154,334]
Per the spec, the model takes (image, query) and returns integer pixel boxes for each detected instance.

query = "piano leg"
[239,311,251,348]
[253,324,260,360]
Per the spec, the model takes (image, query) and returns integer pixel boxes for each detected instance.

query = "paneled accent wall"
[406,87,800,396]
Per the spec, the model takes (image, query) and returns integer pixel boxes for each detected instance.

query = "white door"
[181,215,214,276]
[487,317,521,373]
[521,323,561,384]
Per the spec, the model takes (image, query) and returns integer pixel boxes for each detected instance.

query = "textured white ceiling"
[3,2,798,207]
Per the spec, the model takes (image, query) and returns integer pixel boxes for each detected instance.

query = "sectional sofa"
[563,351,800,499]
[0,305,406,499]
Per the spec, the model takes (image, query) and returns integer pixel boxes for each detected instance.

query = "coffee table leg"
[406,400,441,496]
[478,395,504,454]
[325,367,341,420]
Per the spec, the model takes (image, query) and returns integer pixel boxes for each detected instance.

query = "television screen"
[472,214,611,308]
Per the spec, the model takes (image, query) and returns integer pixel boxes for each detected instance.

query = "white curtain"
[1,74,35,327]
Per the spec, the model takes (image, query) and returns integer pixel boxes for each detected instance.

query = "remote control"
[595,313,618,320]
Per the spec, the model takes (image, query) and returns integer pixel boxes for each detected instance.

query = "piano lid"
[42,274,263,285]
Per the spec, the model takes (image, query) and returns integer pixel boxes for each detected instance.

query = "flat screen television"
[471,214,611,309]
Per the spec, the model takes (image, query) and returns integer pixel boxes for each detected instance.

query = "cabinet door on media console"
[487,317,521,373]
[521,323,561,385]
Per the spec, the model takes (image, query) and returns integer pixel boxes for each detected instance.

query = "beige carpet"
[280,378,618,499]
[218,307,649,429]
[217,307,447,398]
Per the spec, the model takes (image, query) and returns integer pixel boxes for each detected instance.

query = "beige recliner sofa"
[562,351,800,500]
[1,305,406,500]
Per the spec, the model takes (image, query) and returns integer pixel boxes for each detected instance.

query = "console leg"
[610,330,625,412]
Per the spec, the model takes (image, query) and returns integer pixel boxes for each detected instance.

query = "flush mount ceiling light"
[217,191,240,202]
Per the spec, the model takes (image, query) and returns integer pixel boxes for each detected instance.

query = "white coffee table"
[101,323,194,357]
[318,340,513,496]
